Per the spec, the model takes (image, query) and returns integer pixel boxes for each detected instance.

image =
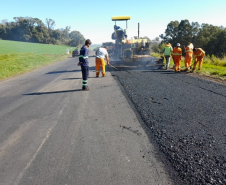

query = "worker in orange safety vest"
[172,43,182,72]
[184,43,194,71]
[191,48,205,72]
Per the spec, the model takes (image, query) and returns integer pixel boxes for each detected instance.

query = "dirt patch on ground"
[187,72,226,85]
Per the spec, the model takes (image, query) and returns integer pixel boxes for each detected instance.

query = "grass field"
[151,52,226,79]
[0,40,76,55]
[0,40,76,80]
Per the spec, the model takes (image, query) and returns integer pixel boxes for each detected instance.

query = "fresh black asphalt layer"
[109,63,226,185]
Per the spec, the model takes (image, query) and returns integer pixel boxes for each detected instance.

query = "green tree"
[195,24,222,49]
[160,20,226,57]
[160,21,179,44]
[0,23,6,39]
[68,30,85,47]
[45,18,55,35]
[206,29,226,57]
[177,20,193,48]
[149,37,160,52]
[0,17,86,47]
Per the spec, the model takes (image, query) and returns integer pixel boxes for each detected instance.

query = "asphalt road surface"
[0,53,174,185]
[109,59,226,185]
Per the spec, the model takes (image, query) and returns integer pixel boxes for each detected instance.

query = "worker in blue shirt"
[114,25,122,31]
[78,39,92,91]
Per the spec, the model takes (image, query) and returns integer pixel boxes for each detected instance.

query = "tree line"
[0,17,85,47]
[154,19,226,58]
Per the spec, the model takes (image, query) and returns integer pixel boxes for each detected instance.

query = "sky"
[1,0,226,44]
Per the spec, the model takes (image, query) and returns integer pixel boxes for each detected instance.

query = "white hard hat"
[177,43,180,47]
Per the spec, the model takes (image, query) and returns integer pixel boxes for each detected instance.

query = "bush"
[151,52,162,58]
[204,54,226,67]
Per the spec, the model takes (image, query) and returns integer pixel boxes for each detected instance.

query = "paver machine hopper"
[111,16,151,63]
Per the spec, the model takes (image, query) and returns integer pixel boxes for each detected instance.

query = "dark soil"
[188,72,226,86]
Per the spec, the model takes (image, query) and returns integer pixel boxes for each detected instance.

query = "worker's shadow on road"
[46,66,97,75]
[23,89,82,96]
[62,76,97,80]
[62,78,81,80]
[46,70,81,74]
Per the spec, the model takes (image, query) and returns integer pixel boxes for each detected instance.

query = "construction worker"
[184,43,194,71]
[95,46,110,77]
[163,42,173,70]
[114,25,123,31]
[191,48,205,72]
[172,43,182,72]
[78,39,92,91]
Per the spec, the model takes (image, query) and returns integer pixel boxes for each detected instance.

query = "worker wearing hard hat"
[163,42,173,70]
[184,43,194,71]
[95,46,110,77]
[191,48,205,72]
[172,43,182,72]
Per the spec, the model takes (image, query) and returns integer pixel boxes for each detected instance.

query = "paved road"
[0,53,173,185]
[110,61,226,185]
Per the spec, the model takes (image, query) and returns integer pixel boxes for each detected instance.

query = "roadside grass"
[0,40,76,80]
[152,52,226,79]
[0,40,75,55]
[0,53,68,80]
[151,52,161,58]
[198,64,226,78]
[197,55,226,78]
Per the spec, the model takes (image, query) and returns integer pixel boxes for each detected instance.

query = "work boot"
[82,86,90,91]
[96,76,99,77]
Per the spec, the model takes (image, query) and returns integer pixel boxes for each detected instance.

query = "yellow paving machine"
[111,16,151,63]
